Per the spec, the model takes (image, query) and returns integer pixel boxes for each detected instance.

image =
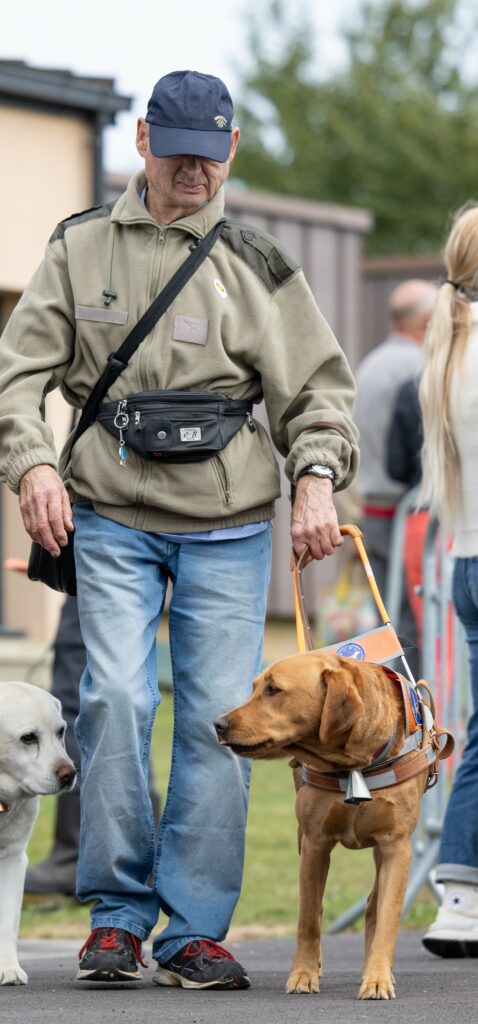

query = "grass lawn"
[20,690,436,939]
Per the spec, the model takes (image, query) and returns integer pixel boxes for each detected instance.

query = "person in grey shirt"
[354,280,437,671]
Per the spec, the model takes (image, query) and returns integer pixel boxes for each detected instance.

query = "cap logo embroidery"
[214,115,228,128]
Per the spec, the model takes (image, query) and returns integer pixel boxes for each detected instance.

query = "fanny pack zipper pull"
[113,399,129,466]
[134,411,142,430]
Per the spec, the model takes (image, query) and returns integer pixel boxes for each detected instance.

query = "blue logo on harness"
[337,642,365,660]
[408,684,423,726]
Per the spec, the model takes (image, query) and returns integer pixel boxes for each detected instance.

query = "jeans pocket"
[454,558,478,627]
[465,559,478,610]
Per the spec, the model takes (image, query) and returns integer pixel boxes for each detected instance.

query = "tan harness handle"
[291,524,391,654]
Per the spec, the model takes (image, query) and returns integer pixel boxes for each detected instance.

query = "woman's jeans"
[72,503,272,962]
[437,557,478,884]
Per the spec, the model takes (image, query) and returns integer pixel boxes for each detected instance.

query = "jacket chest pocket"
[75,305,129,326]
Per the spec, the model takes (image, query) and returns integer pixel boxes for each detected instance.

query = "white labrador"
[0,681,76,985]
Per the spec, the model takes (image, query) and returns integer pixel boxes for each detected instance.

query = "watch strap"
[297,463,335,482]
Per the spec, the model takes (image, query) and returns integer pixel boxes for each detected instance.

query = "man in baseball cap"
[3,64,358,995]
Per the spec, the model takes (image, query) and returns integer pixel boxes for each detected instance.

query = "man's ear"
[319,669,365,744]
[136,117,149,159]
[228,126,240,164]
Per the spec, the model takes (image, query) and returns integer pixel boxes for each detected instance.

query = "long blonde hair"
[419,205,478,527]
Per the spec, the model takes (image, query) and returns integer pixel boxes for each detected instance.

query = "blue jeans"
[437,557,478,884]
[72,503,272,961]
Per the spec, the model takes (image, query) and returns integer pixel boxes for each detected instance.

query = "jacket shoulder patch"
[49,202,115,243]
[222,220,299,293]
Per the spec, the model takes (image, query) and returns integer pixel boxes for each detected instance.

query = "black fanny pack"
[97,390,255,463]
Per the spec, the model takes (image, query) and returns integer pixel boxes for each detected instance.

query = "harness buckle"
[426,769,439,791]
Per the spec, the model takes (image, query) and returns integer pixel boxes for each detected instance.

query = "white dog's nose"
[56,764,76,788]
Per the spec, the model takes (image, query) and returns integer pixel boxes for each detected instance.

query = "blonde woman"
[420,205,478,957]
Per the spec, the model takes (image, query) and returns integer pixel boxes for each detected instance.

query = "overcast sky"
[2,0,355,173]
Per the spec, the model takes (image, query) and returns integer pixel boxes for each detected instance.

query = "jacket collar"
[111,169,226,239]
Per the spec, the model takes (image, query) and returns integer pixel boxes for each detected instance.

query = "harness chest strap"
[301,742,438,795]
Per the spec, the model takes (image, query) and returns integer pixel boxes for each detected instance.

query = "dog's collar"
[371,725,398,764]
[0,800,9,813]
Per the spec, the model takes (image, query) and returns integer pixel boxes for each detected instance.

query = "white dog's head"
[0,681,76,802]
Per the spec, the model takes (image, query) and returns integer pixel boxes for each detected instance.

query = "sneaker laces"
[78,928,148,968]
[183,939,234,961]
[130,934,148,968]
[98,929,122,951]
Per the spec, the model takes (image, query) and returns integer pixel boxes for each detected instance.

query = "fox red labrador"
[215,650,452,1000]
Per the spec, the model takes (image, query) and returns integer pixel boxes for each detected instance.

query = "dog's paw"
[0,962,28,986]
[358,975,395,1000]
[286,969,320,994]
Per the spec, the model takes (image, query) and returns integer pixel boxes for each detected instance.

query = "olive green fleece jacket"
[0,171,359,533]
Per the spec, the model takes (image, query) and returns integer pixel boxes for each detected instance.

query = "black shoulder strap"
[71,217,226,449]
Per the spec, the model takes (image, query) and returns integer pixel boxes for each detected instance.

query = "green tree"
[233,0,478,253]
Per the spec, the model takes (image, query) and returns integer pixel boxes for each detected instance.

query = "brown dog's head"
[214,651,403,771]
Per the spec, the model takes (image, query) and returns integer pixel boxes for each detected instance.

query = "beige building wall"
[0,106,93,643]
[0,106,92,291]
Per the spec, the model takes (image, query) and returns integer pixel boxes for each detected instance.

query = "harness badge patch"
[336,642,365,660]
[407,683,423,727]
[214,278,228,299]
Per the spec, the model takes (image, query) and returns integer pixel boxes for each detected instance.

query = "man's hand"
[291,475,343,564]
[19,465,73,556]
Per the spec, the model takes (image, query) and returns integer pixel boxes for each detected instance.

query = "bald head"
[389,279,438,342]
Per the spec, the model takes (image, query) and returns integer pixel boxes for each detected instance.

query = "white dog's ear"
[50,695,62,714]
[319,669,365,744]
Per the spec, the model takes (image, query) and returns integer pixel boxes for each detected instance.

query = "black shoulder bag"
[27,218,226,596]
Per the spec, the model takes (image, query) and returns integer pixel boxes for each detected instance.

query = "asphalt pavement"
[2,933,476,1024]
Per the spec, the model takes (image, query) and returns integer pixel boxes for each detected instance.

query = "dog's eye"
[20,732,38,745]
[264,683,282,697]
[57,727,66,740]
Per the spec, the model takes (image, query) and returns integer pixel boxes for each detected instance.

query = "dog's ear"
[319,668,365,744]
[50,694,62,714]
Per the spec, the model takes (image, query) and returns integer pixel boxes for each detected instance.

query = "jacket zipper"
[139,227,166,398]
[151,227,166,300]
[214,452,232,506]
[136,225,164,505]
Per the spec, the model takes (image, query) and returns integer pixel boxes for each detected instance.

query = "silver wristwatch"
[297,463,335,483]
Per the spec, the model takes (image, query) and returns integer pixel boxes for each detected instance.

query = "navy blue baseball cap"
[145,70,234,163]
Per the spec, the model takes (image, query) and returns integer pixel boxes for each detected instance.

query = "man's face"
[136,119,240,222]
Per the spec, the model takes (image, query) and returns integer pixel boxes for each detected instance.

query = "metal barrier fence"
[329,498,471,932]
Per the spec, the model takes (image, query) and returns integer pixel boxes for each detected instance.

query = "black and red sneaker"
[77,927,147,982]
[153,939,250,989]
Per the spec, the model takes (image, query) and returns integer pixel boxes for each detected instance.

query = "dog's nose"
[214,716,230,740]
[56,764,76,788]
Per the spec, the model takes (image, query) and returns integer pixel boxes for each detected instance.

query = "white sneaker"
[423,882,478,957]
